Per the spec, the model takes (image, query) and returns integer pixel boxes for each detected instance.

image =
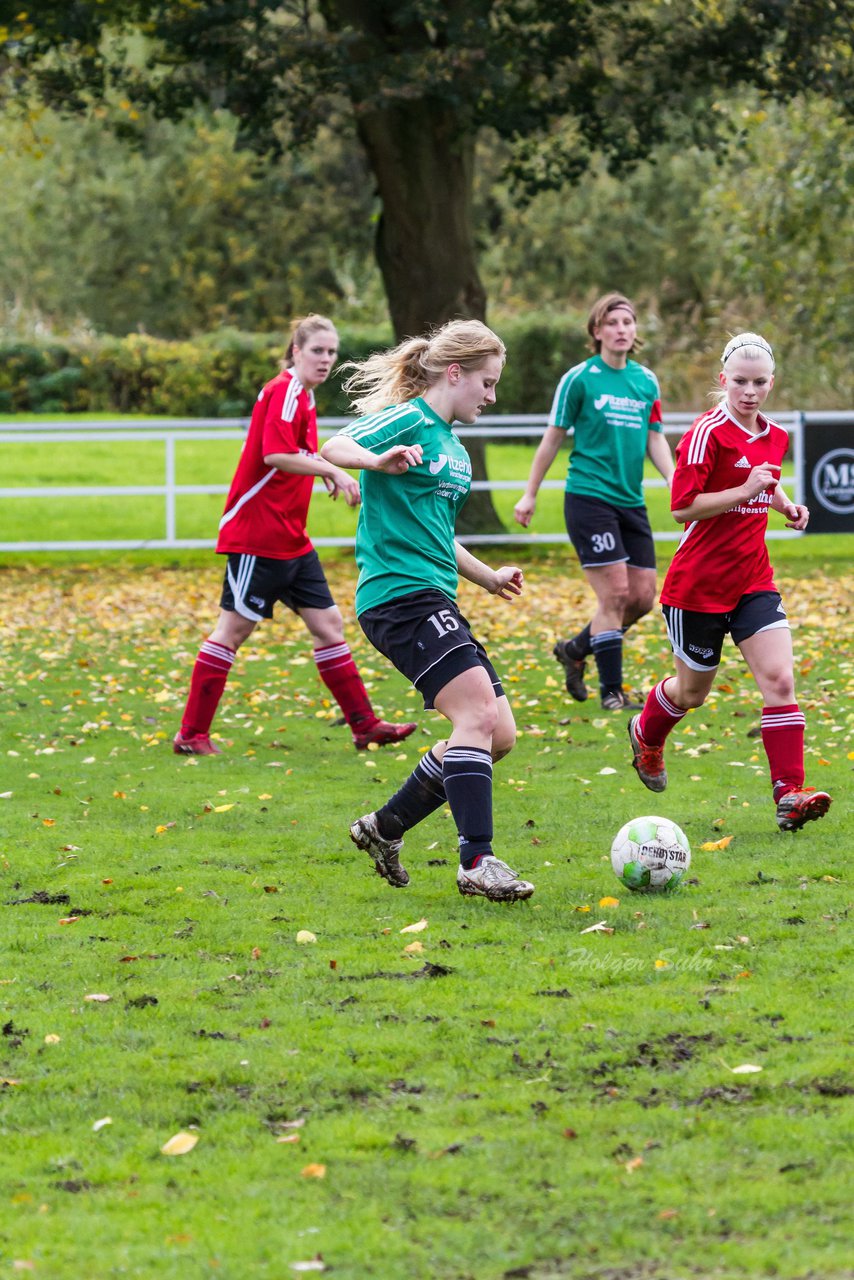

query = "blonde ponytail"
[341,320,506,416]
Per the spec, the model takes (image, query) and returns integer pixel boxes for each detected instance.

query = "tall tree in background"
[2,0,851,529]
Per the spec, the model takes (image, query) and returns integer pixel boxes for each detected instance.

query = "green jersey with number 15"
[336,397,472,615]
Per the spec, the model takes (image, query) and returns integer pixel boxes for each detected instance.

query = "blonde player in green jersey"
[321,320,535,903]
[514,293,674,711]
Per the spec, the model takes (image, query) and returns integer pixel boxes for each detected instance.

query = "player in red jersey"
[174,314,416,755]
[627,333,831,832]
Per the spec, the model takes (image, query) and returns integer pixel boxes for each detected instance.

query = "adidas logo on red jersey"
[734,455,751,468]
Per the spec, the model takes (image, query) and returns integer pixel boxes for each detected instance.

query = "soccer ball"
[610,815,691,893]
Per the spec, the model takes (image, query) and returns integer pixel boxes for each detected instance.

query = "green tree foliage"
[2,95,852,408]
[475,94,854,404]
[0,108,384,337]
[3,1,852,335]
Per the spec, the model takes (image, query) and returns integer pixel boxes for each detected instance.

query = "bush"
[0,319,592,418]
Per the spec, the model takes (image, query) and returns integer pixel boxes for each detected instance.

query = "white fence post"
[164,434,177,544]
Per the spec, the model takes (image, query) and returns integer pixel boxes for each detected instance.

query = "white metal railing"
[0,412,804,551]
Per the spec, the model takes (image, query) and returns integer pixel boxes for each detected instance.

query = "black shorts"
[358,589,504,710]
[662,591,789,672]
[220,550,335,621]
[564,494,656,571]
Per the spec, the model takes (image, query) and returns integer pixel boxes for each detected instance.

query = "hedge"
[0,314,595,418]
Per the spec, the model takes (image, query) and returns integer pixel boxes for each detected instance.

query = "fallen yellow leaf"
[300,1163,326,1179]
[296,930,317,944]
[403,941,424,955]
[400,918,428,934]
[700,836,734,851]
[161,1131,199,1156]
[83,993,111,1003]
[213,803,234,812]
[599,896,620,908]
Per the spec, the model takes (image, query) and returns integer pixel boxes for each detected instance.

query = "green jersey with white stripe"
[550,356,663,507]
[337,397,472,614]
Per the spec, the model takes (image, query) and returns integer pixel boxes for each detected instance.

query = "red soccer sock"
[637,679,688,747]
[313,643,376,730]
[761,704,806,800]
[180,639,236,736]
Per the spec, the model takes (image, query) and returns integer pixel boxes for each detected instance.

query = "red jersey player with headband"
[627,332,831,833]
[173,314,416,755]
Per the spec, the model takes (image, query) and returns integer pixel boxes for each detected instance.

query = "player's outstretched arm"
[455,542,524,599]
[672,463,781,523]
[647,430,675,487]
[513,424,565,527]
[321,437,423,474]
[771,485,810,530]
[264,450,361,506]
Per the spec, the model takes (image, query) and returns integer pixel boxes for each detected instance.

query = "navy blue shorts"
[564,494,656,570]
[662,591,789,671]
[220,549,335,621]
[358,589,504,710]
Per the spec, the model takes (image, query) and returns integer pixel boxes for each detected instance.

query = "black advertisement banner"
[802,414,854,534]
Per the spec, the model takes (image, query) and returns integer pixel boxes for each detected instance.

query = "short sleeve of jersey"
[670,422,716,512]
[645,368,663,431]
[339,403,424,452]
[549,362,586,430]
[260,379,302,457]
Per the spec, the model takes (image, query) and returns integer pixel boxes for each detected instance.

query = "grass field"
[0,546,850,1279]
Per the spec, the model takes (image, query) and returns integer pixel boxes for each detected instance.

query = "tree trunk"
[353,97,504,535]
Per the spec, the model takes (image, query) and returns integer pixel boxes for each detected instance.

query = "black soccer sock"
[591,629,624,697]
[375,748,446,839]
[567,623,592,659]
[442,745,494,869]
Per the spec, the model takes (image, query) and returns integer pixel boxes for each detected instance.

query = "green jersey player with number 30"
[515,293,674,712]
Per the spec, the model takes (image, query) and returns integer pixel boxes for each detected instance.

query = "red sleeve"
[670,426,713,513]
[649,398,663,428]
[261,379,302,457]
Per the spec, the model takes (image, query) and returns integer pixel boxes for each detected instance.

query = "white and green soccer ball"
[610,815,691,892]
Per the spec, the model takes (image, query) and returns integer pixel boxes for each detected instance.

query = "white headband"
[722,334,775,367]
